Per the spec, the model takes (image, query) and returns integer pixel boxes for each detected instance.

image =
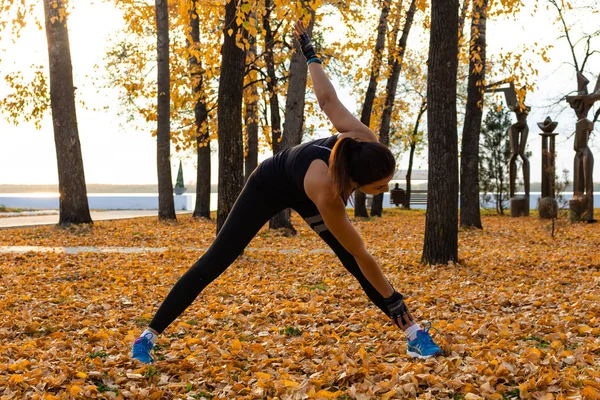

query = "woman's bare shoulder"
[304,160,335,203]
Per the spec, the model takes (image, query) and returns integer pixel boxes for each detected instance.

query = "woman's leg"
[149,173,288,334]
[294,204,389,316]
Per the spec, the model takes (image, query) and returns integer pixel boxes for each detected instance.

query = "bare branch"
[548,0,580,72]
[243,77,269,90]
[581,49,600,72]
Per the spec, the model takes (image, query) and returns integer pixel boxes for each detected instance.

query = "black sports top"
[269,134,339,199]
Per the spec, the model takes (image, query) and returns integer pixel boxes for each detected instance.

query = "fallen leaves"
[0,210,599,398]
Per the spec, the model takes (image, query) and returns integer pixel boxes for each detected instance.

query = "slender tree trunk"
[355,0,392,218]
[189,2,211,219]
[269,3,316,232]
[155,0,176,221]
[372,0,417,217]
[244,94,259,181]
[263,0,282,155]
[43,0,92,226]
[405,143,415,209]
[459,0,488,229]
[245,20,259,182]
[217,0,247,233]
[422,0,459,265]
[195,126,211,218]
[405,100,427,209]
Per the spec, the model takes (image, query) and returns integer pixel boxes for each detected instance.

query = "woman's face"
[358,174,393,195]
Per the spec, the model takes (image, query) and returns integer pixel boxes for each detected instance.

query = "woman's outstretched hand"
[293,20,320,64]
[293,20,306,42]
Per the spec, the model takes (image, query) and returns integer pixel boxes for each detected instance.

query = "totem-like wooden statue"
[485,80,531,217]
[538,117,559,219]
[566,72,600,223]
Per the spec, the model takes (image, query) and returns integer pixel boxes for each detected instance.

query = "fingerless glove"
[298,32,321,65]
[384,291,411,327]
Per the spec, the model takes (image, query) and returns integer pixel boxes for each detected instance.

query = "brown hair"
[329,137,396,201]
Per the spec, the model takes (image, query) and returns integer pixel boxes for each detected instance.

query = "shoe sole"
[406,350,439,359]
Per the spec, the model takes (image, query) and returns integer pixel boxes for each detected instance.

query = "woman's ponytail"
[329,137,361,201]
[329,136,396,201]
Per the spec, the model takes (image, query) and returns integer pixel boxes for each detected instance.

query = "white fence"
[1,192,599,211]
[0,193,194,211]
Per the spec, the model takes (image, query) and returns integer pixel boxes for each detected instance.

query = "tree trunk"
[244,92,259,182]
[405,100,426,209]
[216,0,247,233]
[405,143,415,209]
[155,0,176,221]
[269,5,316,232]
[195,127,211,219]
[245,21,259,182]
[263,0,282,155]
[189,2,211,219]
[354,0,392,218]
[422,0,459,265]
[43,0,92,226]
[459,0,488,229]
[372,0,417,217]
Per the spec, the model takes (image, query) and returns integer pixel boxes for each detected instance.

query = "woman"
[132,21,441,363]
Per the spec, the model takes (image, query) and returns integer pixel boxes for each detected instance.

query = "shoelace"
[420,322,442,346]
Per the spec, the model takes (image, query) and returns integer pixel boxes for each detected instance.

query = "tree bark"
[459,0,488,229]
[269,4,316,232]
[155,0,176,221]
[245,20,259,182]
[189,2,211,219]
[354,0,392,218]
[405,143,415,209]
[43,0,92,226]
[422,0,459,265]
[244,91,259,182]
[405,100,427,209]
[217,0,247,233]
[371,0,417,217]
[194,126,211,219]
[263,0,282,155]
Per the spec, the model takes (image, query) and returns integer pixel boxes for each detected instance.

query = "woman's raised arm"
[294,21,377,142]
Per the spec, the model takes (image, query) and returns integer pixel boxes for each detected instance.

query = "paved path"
[0,245,334,255]
[0,210,191,229]
[0,210,339,254]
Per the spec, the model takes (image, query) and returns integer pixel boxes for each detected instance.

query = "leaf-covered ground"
[0,210,599,399]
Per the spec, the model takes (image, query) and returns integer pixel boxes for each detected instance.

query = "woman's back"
[261,135,339,200]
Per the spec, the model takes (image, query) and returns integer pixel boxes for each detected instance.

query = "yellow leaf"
[523,347,542,363]
[231,338,242,351]
[75,372,87,379]
[282,379,300,388]
[578,325,592,334]
[69,385,82,396]
[256,372,272,380]
[315,389,343,398]
[381,390,397,400]
[227,28,233,36]
[581,386,600,399]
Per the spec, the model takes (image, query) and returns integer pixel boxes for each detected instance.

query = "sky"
[0,1,598,187]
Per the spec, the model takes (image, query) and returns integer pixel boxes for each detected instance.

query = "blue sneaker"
[407,322,442,359]
[132,334,155,363]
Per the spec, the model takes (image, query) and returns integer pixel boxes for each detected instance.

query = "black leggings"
[149,166,390,334]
